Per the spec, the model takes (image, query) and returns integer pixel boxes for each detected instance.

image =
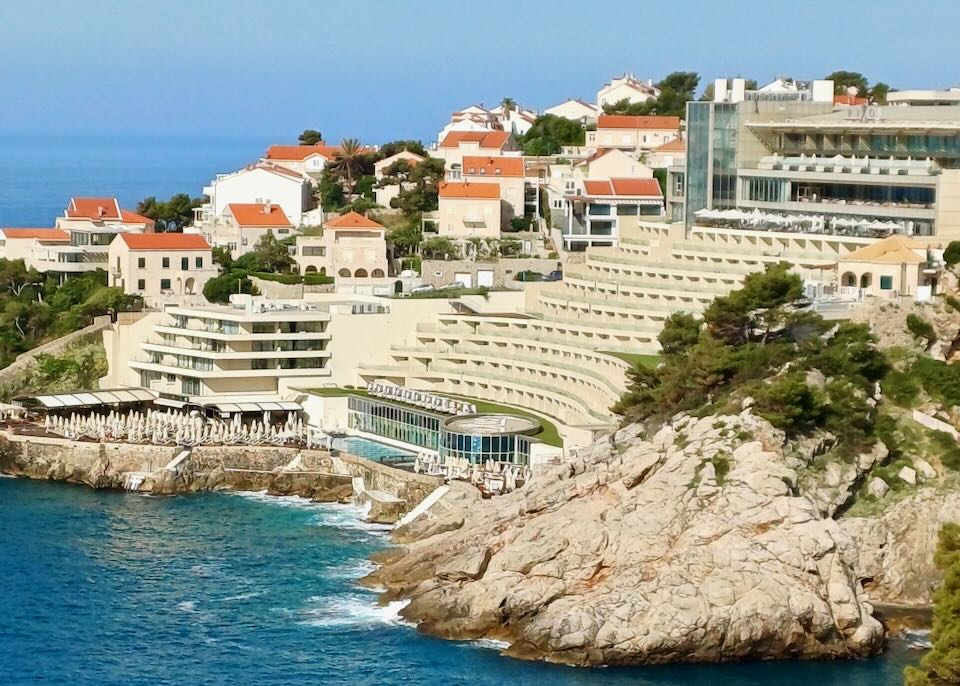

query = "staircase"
[394,485,450,528]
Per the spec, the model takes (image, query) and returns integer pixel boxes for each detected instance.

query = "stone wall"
[420,257,562,289]
[249,277,335,299]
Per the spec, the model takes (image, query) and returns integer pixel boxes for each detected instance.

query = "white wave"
[217,591,264,603]
[904,628,933,649]
[470,638,511,651]
[0,473,16,479]
[230,491,389,533]
[298,593,413,629]
[176,600,197,613]
[327,559,379,580]
[230,490,321,509]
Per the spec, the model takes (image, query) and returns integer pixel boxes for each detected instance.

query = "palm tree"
[333,138,364,197]
[501,97,516,113]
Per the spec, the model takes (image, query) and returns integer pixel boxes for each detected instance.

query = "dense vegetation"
[905,523,960,685]
[613,264,889,454]
[135,194,203,231]
[0,340,107,400]
[518,115,588,156]
[602,72,700,118]
[0,261,140,367]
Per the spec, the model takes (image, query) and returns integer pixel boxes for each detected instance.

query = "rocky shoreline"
[0,430,441,523]
[365,412,944,667]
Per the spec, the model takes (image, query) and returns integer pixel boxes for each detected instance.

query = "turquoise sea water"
[0,477,920,685]
[0,133,269,228]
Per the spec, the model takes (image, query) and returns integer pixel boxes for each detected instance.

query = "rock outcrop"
[370,413,884,666]
[842,489,960,605]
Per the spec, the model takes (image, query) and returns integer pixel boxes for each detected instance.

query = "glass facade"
[776,131,960,159]
[711,104,739,208]
[684,102,711,223]
[346,396,537,466]
[744,177,788,203]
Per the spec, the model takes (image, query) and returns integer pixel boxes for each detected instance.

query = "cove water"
[0,478,919,685]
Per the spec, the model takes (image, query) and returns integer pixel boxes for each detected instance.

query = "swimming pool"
[331,436,415,464]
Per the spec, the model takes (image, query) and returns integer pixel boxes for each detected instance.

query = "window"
[138,257,146,268]
[137,279,145,290]
[181,257,189,270]
[181,378,200,396]
[162,257,170,268]
[160,278,171,290]
[195,256,203,268]
[880,275,894,290]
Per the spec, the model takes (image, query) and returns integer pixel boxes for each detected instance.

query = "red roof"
[583,178,663,197]
[597,115,681,130]
[120,209,156,227]
[834,94,869,106]
[461,156,524,177]
[438,131,511,150]
[438,182,500,199]
[653,138,686,153]
[1,228,69,241]
[227,203,293,228]
[66,197,121,221]
[324,212,385,230]
[119,233,211,251]
[265,144,341,161]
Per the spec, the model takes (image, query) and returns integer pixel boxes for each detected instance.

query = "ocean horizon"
[0,133,276,228]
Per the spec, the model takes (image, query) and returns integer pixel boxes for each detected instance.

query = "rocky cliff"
[369,412,885,666]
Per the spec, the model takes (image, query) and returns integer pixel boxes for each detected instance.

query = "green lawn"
[601,351,661,369]
[306,386,562,447]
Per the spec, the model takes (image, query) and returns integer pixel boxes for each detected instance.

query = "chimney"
[263,202,272,214]
[98,206,105,218]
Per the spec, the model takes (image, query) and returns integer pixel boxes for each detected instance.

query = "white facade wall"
[210,168,313,225]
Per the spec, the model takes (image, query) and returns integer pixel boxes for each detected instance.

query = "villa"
[108,233,217,304]
[194,162,315,227]
[432,131,520,177]
[293,212,389,282]
[460,156,526,225]
[544,98,601,125]
[205,203,297,257]
[597,73,659,109]
[585,114,682,154]
[437,181,502,238]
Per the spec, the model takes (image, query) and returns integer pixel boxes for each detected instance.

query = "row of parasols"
[413,452,530,493]
[44,409,307,447]
[694,207,907,233]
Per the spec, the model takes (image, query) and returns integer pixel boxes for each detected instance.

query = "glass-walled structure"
[346,395,541,466]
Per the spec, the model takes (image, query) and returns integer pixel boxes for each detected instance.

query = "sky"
[1,0,958,144]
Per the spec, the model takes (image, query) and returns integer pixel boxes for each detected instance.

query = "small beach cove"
[0,477,922,685]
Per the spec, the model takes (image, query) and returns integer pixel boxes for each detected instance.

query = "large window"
[181,378,200,395]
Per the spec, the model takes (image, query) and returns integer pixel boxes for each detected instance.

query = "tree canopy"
[905,523,960,685]
[518,114,586,156]
[603,72,701,118]
[298,129,323,145]
[135,194,202,231]
[612,263,888,454]
[377,140,427,159]
[232,233,295,274]
[824,71,893,103]
[378,157,446,215]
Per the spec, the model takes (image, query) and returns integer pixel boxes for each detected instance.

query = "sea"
[0,133,271,228]
[0,134,925,683]
[0,477,920,686]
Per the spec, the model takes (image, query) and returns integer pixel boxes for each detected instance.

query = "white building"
[202,203,297,258]
[432,131,520,178]
[544,98,601,125]
[196,162,315,227]
[597,73,659,109]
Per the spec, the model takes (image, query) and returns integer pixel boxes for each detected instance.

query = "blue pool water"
[333,436,415,463]
[0,477,921,685]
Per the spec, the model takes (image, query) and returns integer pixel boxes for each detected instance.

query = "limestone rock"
[373,413,884,666]
[913,459,937,481]
[898,466,917,486]
[866,477,889,499]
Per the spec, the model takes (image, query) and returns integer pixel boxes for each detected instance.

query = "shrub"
[303,274,334,286]
[251,271,302,285]
[913,356,960,407]
[509,216,533,231]
[906,313,937,350]
[883,370,920,406]
[752,375,824,434]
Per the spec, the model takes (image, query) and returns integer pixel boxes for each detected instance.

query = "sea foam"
[299,594,412,629]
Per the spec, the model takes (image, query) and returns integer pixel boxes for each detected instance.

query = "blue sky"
[1,0,957,144]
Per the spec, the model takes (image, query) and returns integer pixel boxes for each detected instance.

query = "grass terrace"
[306,386,563,447]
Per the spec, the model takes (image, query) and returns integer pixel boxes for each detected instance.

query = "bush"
[883,370,921,406]
[203,272,258,304]
[401,256,422,274]
[913,356,960,407]
[906,313,937,349]
[752,374,825,434]
[251,271,302,285]
[303,274,334,286]
[547,251,558,259]
[509,216,533,231]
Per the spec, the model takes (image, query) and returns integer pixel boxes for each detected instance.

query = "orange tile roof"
[583,178,662,197]
[597,115,681,130]
[461,156,524,177]
[438,182,500,199]
[66,197,122,221]
[438,131,511,149]
[265,144,340,161]
[653,138,686,153]
[119,233,211,251]
[1,228,69,241]
[324,212,385,230]
[227,203,293,228]
[120,209,156,226]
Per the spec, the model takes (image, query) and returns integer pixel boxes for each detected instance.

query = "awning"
[22,388,157,409]
[154,397,188,409]
[201,400,302,414]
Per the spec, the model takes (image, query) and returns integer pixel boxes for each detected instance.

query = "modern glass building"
[346,395,541,466]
